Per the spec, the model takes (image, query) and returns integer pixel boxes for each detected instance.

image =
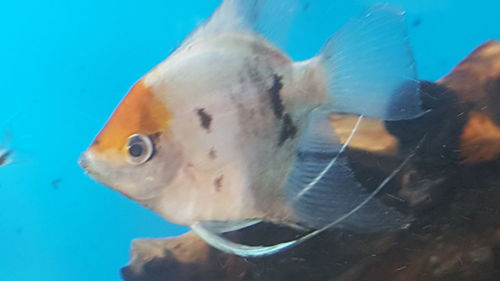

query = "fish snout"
[78,150,109,184]
[78,151,95,173]
[78,152,88,170]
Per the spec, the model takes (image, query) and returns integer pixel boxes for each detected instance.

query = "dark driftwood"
[121,41,500,281]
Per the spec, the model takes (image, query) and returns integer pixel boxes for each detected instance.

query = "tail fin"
[319,4,423,121]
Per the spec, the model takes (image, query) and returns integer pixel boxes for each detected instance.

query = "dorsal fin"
[318,4,424,120]
[183,0,299,49]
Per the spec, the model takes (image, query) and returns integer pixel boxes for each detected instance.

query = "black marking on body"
[214,175,224,192]
[209,148,217,160]
[196,108,212,132]
[238,56,298,146]
[268,74,284,119]
[278,113,298,146]
[149,132,161,141]
[265,74,298,145]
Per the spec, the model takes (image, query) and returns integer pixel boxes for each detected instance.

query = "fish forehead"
[90,80,172,156]
[146,33,291,87]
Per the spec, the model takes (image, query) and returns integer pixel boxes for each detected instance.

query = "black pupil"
[129,143,144,157]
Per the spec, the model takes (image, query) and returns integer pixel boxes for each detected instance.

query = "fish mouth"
[78,150,127,197]
[78,152,91,173]
[78,150,162,203]
[78,151,112,185]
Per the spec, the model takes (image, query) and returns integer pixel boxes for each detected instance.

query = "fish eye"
[126,134,154,165]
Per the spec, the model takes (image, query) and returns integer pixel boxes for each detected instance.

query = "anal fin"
[198,219,261,233]
[285,107,409,232]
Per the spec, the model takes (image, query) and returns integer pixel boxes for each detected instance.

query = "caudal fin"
[319,4,423,121]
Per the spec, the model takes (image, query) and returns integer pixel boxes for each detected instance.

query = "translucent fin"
[184,0,299,49]
[319,4,423,120]
[191,223,296,257]
[285,107,408,231]
[191,139,419,257]
[199,219,261,233]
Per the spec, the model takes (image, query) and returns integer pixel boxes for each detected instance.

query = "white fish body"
[142,32,327,225]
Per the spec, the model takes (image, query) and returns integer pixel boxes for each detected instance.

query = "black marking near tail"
[209,148,217,160]
[279,114,297,146]
[268,74,285,119]
[266,74,297,145]
[196,108,212,132]
[214,175,224,192]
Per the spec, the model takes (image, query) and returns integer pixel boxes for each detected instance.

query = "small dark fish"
[52,178,63,190]
[0,149,13,167]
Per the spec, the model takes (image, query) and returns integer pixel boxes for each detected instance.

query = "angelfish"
[79,0,423,257]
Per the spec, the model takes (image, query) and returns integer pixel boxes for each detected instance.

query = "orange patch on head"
[90,79,171,156]
[460,112,500,164]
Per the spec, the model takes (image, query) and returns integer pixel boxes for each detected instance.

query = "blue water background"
[0,0,498,280]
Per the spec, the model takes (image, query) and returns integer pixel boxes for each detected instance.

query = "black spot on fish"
[196,108,212,132]
[265,74,298,145]
[16,227,23,235]
[214,175,224,192]
[279,114,297,146]
[268,74,284,119]
[209,148,217,160]
[149,132,161,141]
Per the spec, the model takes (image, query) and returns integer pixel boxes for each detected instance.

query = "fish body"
[79,0,423,255]
[85,33,325,225]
